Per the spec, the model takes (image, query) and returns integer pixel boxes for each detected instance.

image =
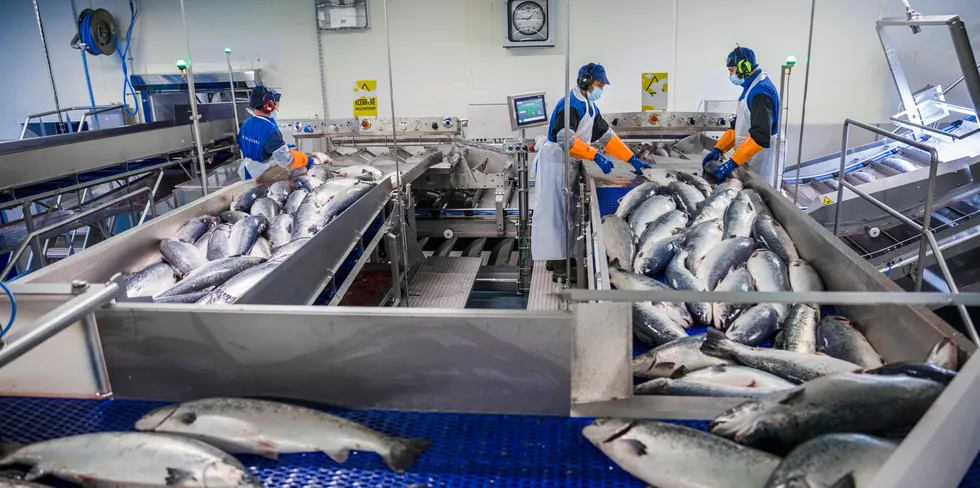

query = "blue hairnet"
[727,47,757,70]
[249,85,281,109]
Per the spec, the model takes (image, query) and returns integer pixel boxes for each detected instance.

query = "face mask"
[270,110,279,120]
[588,87,603,102]
[730,74,744,86]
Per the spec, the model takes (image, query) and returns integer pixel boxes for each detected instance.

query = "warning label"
[823,196,833,205]
[641,72,669,111]
[352,79,378,117]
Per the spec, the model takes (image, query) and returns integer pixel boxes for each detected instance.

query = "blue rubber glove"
[627,156,653,173]
[702,148,723,168]
[593,153,614,174]
[713,159,739,180]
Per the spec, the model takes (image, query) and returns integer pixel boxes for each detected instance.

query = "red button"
[649,114,660,124]
[361,120,371,129]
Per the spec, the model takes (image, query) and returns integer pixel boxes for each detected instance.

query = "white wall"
[3,0,979,163]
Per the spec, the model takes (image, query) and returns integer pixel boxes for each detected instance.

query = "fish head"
[709,399,782,444]
[203,461,263,487]
[134,404,179,431]
[581,418,633,446]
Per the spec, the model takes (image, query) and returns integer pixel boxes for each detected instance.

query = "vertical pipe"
[82,314,112,396]
[31,0,64,133]
[775,65,788,188]
[313,0,330,120]
[793,0,816,206]
[833,122,848,236]
[914,150,940,292]
[563,0,572,287]
[948,17,980,118]
[382,0,410,306]
[225,52,242,132]
[179,0,210,195]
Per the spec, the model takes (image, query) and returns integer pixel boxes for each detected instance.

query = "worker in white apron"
[237,85,317,180]
[532,63,652,274]
[703,46,780,184]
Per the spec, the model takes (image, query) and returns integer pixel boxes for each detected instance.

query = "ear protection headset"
[735,44,753,78]
[262,98,278,114]
[577,63,596,91]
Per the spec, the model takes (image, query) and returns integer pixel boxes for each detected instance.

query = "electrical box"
[317,0,369,30]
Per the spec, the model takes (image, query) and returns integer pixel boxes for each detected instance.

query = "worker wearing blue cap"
[236,85,318,180]
[703,46,780,185]
[533,63,652,267]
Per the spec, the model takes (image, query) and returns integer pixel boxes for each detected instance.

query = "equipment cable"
[0,281,17,341]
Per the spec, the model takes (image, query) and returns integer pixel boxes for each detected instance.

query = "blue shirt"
[237,115,285,162]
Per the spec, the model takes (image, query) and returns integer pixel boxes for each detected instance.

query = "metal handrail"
[557,289,980,307]
[3,187,152,279]
[831,118,978,344]
[19,105,125,140]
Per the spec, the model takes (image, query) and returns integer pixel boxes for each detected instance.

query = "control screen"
[513,95,548,127]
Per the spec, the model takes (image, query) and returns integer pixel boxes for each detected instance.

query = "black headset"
[734,44,753,77]
[577,63,596,91]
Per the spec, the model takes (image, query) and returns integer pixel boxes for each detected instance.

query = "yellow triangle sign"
[822,196,833,205]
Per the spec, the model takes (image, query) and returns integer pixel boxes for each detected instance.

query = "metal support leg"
[948,17,980,116]
[179,0,210,196]
[925,232,979,343]
[31,0,64,133]
[916,150,940,292]
[138,170,165,225]
[22,202,46,270]
[82,313,112,396]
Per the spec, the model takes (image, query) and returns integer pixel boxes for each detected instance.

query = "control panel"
[290,117,463,138]
[604,111,734,133]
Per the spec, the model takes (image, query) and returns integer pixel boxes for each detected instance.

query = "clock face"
[512,1,546,36]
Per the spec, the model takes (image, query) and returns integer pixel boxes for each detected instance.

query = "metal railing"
[3,187,153,280]
[18,105,125,140]
[832,118,978,344]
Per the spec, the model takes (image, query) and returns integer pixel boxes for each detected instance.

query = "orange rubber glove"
[731,136,765,166]
[714,129,736,153]
[288,149,310,170]
[603,135,635,162]
[569,137,599,161]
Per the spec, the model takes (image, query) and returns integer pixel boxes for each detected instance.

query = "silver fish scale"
[766,434,896,488]
[724,192,757,239]
[691,189,735,227]
[601,216,636,272]
[268,214,294,249]
[615,182,661,219]
[157,256,266,298]
[283,190,308,214]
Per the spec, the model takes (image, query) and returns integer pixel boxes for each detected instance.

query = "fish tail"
[701,328,738,360]
[383,437,432,473]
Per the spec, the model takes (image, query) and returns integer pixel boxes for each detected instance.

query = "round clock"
[513,1,546,36]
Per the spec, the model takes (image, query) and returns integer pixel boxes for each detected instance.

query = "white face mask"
[270,110,279,120]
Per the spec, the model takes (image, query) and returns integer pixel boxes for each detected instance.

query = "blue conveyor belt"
[0,397,977,486]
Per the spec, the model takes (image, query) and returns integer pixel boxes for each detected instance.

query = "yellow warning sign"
[352,79,378,117]
[822,196,833,206]
[641,72,669,111]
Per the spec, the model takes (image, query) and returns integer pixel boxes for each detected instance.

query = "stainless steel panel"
[571,302,630,405]
[236,178,392,305]
[95,305,572,415]
[0,120,236,192]
[0,283,115,398]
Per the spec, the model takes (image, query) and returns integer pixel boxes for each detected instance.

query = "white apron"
[735,72,777,186]
[531,89,596,261]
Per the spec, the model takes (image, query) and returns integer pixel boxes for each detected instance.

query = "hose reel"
[70,8,117,56]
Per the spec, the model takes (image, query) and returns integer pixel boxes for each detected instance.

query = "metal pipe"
[563,0,572,287]
[833,123,848,236]
[841,180,922,231]
[925,231,980,343]
[382,0,410,306]
[179,0,210,196]
[943,62,980,95]
[137,170,165,225]
[31,0,64,133]
[81,313,111,395]
[0,281,122,370]
[2,188,152,279]
[882,227,980,271]
[224,52,242,133]
[558,289,980,307]
[916,147,941,292]
[948,17,980,117]
[313,0,329,120]
[793,0,816,206]
[775,65,789,188]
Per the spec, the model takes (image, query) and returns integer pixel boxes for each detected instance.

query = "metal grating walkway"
[407,256,482,308]
[527,260,562,311]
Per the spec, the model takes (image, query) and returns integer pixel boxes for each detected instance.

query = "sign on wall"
[641,72,668,111]
[353,79,378,117]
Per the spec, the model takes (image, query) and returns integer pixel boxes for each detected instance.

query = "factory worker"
[237,85,317,180]
[532,63,652,272]
[703,46,780,184]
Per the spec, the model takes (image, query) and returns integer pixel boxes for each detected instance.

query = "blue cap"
[249,85,281,109]
[579,63,610,85]
[727,46,757,70]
